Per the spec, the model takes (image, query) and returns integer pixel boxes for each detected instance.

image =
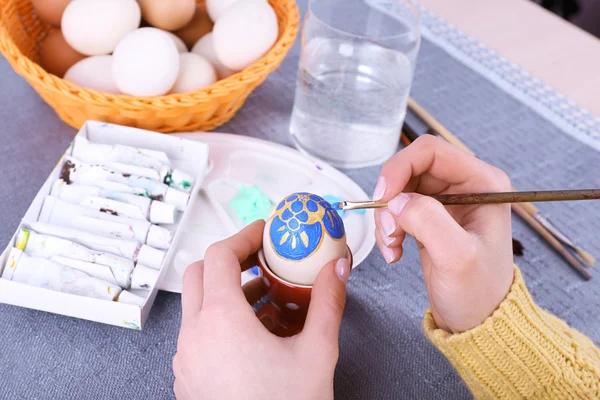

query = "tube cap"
[130,264,159,290]
[169,169,194,192]
[117,290,147,306]
[15,229,30,251]
[136,245,165,270]
[149,201,176,225]
[146,225,173,250]
[164,188,189,211]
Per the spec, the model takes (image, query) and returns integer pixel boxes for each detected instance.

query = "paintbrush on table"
[400,98,595,280]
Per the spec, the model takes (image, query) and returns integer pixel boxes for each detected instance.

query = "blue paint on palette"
[251,266,259,275]
[269,193,345,261]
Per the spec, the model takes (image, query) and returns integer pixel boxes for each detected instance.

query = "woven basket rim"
[0,0,300,105]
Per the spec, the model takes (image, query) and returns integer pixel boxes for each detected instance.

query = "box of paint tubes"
[0,121,209,330]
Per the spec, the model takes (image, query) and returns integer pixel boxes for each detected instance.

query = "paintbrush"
[334,189,600,210]
[406,98,595,268]
[334,190,596,281]
[400,99,596,280]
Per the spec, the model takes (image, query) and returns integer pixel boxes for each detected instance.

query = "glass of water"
[289,0,421,169]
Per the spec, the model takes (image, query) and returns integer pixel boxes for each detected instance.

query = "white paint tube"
[29,222,139,260]
[16,229,134,288]
[29,222,165,269]
[71,136,194,192]
[2,248,121,301]
[61,157,189,210]
[130,264,160,290]
[116,290,146,306]
[79,196,176,225]
[39,196,173,250]
[52,180,177,225]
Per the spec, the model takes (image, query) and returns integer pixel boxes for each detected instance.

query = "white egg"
[165,31,188,53]
[112,28,180,96]
[64,56,120,94]
[262,193,347,286]
[191,33,237,79]
[169,53,217,94]
[205,0,241,22]
[62,0,141,56]
[213,0,278,70]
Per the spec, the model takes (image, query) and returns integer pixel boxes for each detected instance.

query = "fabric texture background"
[1,2,599,399]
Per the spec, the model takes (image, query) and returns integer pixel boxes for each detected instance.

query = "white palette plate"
[159,133,376,293]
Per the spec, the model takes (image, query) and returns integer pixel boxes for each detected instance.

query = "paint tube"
[61,157,189,210]
[40,196,173,250]
[2,248,121,301]
[16,229,134,288]
[116,290,146,306]
[129,264,160,290]
[71,136,194,192]
[51,180,177,225]
[29,222,165,269]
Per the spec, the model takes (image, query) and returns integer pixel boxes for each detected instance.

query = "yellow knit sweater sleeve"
[423,267,600,399]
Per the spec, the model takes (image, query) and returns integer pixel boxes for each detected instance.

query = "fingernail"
[380,210,396,237]
[335,258,350,284]
[381,228,396,247]
[381,245,397,264]
[373,177,386,201]
[388,193,411,216]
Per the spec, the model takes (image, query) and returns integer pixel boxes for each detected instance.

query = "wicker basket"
[0,0,299,132]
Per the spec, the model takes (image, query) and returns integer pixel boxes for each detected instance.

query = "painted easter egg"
[263,193,347,285]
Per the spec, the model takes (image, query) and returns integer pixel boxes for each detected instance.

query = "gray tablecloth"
[2,2,600,399]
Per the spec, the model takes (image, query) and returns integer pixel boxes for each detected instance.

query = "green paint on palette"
[229,185,272,225]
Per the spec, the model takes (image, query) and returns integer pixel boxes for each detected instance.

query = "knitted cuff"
[424,267,600,399]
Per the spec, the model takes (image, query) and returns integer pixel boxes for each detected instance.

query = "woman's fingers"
[202,220,265,308]
[181,261,204,322]
[375,228,402,264]
[387,193,475,271]
[374,135,509,202]
[374,209,405,247]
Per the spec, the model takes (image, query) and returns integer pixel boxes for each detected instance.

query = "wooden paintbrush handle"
[432,190,600,205]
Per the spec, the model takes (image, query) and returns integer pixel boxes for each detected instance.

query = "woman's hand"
[373,135,514,333]
[173,220,350,400]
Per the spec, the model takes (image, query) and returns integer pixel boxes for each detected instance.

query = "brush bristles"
[576,248,596,267]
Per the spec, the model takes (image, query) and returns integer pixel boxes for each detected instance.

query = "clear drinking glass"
[289,0,421,169]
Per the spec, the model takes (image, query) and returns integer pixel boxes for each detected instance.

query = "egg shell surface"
[165,31,188,53]
[39,29,86,77]
[169,53,217,94]
[173,5,214,49]
[64,56,120,94]
[213,0,278,70]
[31,0,71,26]
[138,0,195,31]
[61,0,141,56]
[112,28,180,96]
[206,0,242,22]
[191,33,237,79]
[263,193,347,286]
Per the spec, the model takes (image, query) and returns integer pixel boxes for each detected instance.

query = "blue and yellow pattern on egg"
[269,193,345,262]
